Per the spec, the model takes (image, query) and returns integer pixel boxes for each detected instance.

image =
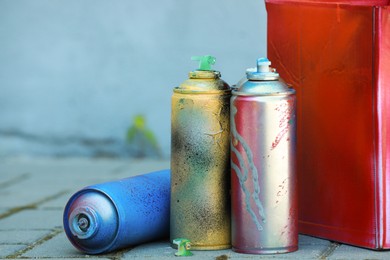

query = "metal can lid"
[174,55,230,92]
[233,80,295,96]
[176,73,230,92]
[188,55,220,79]
[233,58,294,96]
[246,58,280,81]
[63,189,119,254]
[188,70,221,79]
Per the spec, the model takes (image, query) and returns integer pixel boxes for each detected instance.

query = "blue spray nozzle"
[257,58,271,73]
[246,57,279,80]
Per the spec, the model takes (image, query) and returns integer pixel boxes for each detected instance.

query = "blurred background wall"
[0,0,267,158]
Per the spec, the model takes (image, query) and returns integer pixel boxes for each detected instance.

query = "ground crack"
[6,228,63,259]
[0,173,31,189]
[318,242,341,259]
[0,190,69,220]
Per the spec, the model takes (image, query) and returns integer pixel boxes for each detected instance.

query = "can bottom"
[232,245,298,254]
[171,243,231,251]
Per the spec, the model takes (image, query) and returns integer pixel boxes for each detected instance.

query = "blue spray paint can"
[63,169,170,254]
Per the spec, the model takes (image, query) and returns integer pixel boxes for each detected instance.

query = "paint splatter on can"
[231,58,297,254]
[170,56,231,250]
[63,169,170,254]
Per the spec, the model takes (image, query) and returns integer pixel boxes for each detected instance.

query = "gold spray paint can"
[170,56,231,250]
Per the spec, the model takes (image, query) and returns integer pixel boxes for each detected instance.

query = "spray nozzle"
[245,57,279,80]
[173,238,193,256]
[69,207,98,240]
[257,57,272,73]
[191,55,216,71]
[77,214,91,232]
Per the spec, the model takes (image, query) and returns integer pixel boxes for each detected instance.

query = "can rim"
[173,88,232,95]
[232,89,295,96]
[63,189,120,254]
[189,70,221,79]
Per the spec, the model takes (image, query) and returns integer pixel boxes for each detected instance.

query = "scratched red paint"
[271,100,294,150]
[267,0,390,249]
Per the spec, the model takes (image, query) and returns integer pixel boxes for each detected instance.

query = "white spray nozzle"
[257,58,271,73]
[246,57,279,81]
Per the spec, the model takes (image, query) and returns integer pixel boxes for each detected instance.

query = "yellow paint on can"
[170,70,231,250]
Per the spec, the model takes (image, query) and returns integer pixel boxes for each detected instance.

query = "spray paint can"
[231,58,297,254]
[63,169,170,254]
[171,55,231,250]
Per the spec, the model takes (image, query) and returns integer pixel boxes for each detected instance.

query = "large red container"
[266,0,390,249]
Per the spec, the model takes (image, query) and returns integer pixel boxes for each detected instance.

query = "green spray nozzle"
[173,238,193,256]
[191,55,216,71]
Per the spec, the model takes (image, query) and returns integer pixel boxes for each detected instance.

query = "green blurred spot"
[133,115,145,129]
[126,114,161,158]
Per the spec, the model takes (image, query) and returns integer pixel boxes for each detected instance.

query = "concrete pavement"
[1,157,389,259]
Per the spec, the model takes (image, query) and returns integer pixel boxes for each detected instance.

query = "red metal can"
[230,58,297,254]
[266,0,390,249]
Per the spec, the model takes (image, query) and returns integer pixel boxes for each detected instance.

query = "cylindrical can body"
[171,70,231,250]
[231,59,297,254]
[63,169,170,254]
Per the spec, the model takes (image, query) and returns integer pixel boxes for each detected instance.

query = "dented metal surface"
[170,59,231,250]
[231,58,297,254]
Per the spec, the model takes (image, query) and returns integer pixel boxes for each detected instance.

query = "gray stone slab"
[39,259,112,260]
[0,158,170,205]
[0,186,70,209]
[0,159,119,196]
[0,157,169,179]
[0,208,9,215]
[36,160,169,210]
[329,244,390,260]
[0,168,75,209]
[122,239,329,259]
[0,209,63,230]
[117,159,170,178]
[22,231,118,258]
[0,172,31,190]
[0,157,126,174]
[299,234,330,245]
[0,244,25,258]
[122,241,175,258]
[0,230,50,244]
[33,258,113,260]
[0,170,116,209]
[39,192,74,209]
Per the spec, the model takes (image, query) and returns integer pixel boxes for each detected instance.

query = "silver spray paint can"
[230,58,297,254]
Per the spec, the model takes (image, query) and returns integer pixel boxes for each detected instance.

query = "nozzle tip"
[191,55,216,71]
[69,207,98,240]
